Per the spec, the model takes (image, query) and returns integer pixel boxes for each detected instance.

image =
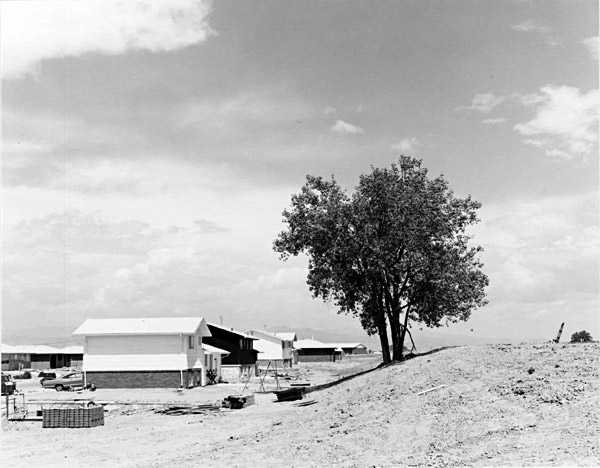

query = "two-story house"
[245,329,297,368]
[72,317,214,388]
[204,323,259,381]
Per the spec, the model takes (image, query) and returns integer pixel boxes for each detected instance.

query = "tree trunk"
[377,312,391,364]
[398,307,411,359]
[389,312,403,362]
[378,327,391,364]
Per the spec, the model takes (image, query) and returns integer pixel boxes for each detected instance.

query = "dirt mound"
[205,342,600,467]
[3,343,599,468]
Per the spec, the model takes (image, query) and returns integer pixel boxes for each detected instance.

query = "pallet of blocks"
[42,404,104,428]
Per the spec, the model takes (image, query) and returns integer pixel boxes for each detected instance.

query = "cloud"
[468,93,506,112]
[514,85,599,160]
[195,219,229,234]
[512,20,549,34]
[481,118,507,125]
[581,37,599,60]
[1,0,215,78]
[324,107,337,115]
[330,120,364,135]
[471,191,599,305]
[391,137,419,153]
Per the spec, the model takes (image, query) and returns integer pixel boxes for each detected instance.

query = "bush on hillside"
[570,330,593,343]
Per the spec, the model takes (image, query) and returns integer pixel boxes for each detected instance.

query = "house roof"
[252,338,284,360]
[1,344,84,355]
[244,329,282,344]
[72,317,211,337]
[295,339,340,350]
[207,323,257,340]
[202,344,230,356]
[328,343,368,350]
[272,332,297,341]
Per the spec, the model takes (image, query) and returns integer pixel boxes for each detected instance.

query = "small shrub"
[570,330,593,343]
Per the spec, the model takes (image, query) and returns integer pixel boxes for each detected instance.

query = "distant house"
[204,323,259,381]
[1,344,84,371]
[328,343,369,355]
[295,339,341,362]
[245,329,297,368]
[72,317,216,388]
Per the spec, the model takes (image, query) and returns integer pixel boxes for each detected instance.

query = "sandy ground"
[2,344,599,467]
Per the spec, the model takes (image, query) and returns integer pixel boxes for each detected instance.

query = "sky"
[1,0,598,348]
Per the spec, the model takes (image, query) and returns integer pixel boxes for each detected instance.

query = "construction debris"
[292,399,317,407]
[155,403,221,415]
[223,394,255,409]
[415,384,447,396]
[275,387,305,402]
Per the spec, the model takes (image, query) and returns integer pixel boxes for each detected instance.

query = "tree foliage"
[274,157,489,363]
[570,330,593,343]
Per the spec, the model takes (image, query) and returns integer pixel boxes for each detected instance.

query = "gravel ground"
[2,343,598,467]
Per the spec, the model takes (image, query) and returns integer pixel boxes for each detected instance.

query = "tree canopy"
[570,330,593,343]
[274,156,489,363]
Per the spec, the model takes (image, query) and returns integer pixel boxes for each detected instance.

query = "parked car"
[41,372,83,391]
[38,371,57,385]
[1,373,16,395]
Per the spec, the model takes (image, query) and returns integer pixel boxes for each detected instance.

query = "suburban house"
[245,329,297,368]
[329,343,369,355]
[72,317,220,388]
[204,323,259,381]
[1,344,84,371]
[295,339,341,362]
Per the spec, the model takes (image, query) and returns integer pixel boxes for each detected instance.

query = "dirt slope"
[2,343,599,467]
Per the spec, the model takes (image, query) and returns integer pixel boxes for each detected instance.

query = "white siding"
[83,354,188,371]
[84,335,189,372]
[87,335,180,355]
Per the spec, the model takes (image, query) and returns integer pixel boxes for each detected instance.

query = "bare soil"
[2,344,598,467]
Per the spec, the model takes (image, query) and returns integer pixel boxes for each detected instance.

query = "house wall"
[297,349,338,363]
[85,370,185,388]
[344,347,368,355]
[257,358,292,368]
[221,364,257,382]
[83,335,203,375]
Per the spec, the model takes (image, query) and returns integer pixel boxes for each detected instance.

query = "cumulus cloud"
[330,120,364,135]
[514,85,599,160]
[391,137,419,153]
[581,36,599,60]
[468,93,506,112]
[1,0,215,78]
[472,192,599,305]
[481,118,507,125]
[195,219,229,234]
[512,19,549,34]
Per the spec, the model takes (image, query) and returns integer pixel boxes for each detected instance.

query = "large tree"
[274,157,489,363]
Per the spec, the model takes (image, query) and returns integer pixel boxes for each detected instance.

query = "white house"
[72,317,215,388]
[295,339,341,362]
[245,329,297,368]
[328,343,369,355]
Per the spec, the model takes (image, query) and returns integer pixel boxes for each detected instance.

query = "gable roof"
[244,329,282,344]
[207,323,257,340]
[328,343,368,350]
[252,338,284,360]
[202,344,230,356]
[295,339,339,350]
[72,317,211,337]
[272,332,297,341]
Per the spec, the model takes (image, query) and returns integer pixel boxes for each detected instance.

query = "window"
[198,336,202,345]
[188,335,195,349]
